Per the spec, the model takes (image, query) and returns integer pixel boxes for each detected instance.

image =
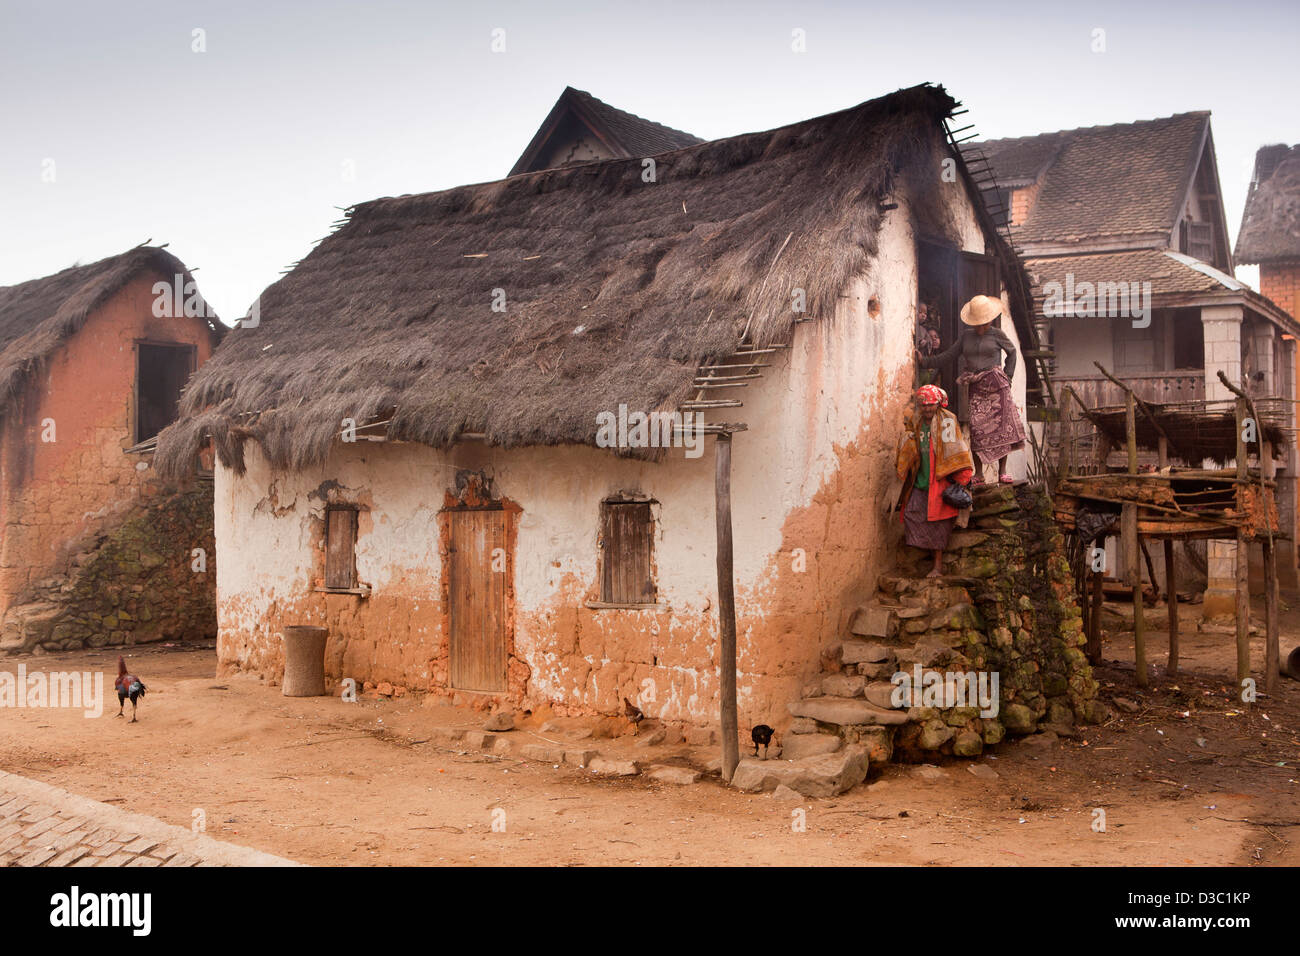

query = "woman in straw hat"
[896,385,973,577]
[915,294,1026,485]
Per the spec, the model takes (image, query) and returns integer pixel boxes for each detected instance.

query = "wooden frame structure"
[1051,364,1288,694]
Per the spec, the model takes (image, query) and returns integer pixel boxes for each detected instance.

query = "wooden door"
[447,509,508,692]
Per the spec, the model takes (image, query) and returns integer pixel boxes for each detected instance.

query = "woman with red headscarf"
[896,385,974,577]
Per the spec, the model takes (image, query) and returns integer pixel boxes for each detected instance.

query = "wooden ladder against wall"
[679,341,789,435]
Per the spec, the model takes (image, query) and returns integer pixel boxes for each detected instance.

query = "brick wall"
[0,273,218,651]
[1011,184,1039,228]
[1260,260,1300,321]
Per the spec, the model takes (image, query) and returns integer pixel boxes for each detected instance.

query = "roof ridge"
[366,84,957,213]
[978,110,1208,148]
[563,87,704,147]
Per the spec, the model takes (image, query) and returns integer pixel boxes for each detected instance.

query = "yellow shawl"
[896,407,974,483]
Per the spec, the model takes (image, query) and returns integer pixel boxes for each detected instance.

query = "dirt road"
[0,606,1295,866]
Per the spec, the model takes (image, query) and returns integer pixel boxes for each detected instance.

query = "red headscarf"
[915,384,948,407]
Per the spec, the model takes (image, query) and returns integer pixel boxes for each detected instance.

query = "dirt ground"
[1,596,1297,867]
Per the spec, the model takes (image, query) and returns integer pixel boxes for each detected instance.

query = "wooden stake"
[1235,396,1251,689]
[715,432,739,782]
[1165,539,1179,675]
[1125,393,1147,686]
[1087,563,1103,665]
[1158,435,1178,674]
[1057,388,1073,481]
[1263,438,1279,695]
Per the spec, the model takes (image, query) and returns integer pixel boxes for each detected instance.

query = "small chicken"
[115,656,146,723]
[622,696,644,733]
[751,724,775,758]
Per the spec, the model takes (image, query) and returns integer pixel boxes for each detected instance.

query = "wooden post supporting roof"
[1234,396,1251,690]
[1087,570,1103,665]
[1263,438,1280,695]
[714,426,744,783]
[1124,392,1147,687]
[1158,436,1179,675]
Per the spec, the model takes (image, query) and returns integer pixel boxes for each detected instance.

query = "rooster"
[751,724,775,758]
[115,657,146,722]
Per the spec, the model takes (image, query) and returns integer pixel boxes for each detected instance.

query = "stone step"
[945,530,989,551]
[730,745,869,797]
[821,673,865,698]
[788,696,910,727]
[780,732,843,760]
[838,639,895,666]
[847,603,898,639]
[877,574,980,598]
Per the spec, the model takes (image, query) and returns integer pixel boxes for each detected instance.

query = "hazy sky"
[2,0,1297,318]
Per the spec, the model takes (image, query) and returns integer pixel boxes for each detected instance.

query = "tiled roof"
[972,112,1209,246]
[1235,145,1300,264]
[1026,249,1243,301]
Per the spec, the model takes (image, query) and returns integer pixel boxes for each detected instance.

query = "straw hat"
[960,294,1004,327]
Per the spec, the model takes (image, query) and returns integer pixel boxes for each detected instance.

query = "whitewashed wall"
[213,174,1009,725]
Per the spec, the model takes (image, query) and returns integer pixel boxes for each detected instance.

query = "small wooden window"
[1187,222,1215,263]
[600,501,655,605]
[324,507,358,590]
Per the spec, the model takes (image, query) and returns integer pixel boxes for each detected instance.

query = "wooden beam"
[715,432,739,783]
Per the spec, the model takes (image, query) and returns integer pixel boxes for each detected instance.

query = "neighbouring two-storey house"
[971,114,1300,610]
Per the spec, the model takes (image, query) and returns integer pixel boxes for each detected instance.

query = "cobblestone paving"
[0,770,298,867]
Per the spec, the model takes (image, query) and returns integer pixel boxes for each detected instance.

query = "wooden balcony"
[1054,370,1205,409]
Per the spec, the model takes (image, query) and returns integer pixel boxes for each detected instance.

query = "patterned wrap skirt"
[903,486,954,550]
[966,367,1026,462]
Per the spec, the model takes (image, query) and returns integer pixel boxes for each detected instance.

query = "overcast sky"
[2,0,1297,318]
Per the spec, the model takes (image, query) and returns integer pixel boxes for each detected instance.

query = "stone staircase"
[784,482,1103,770]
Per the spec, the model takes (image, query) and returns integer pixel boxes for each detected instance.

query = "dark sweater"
[921,326,1017,380]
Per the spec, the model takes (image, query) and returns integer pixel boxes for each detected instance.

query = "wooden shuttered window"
[1187,222,1215,264]
[325,507,358,590]
[600,501,656,605]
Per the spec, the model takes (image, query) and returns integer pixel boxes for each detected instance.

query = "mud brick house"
[0,246,223,654]
[158,84,1064,737]
[971,115,1300,607]
[508,86,703,176]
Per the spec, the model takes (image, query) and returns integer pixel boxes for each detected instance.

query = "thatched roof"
[158,84,1007,478]
[0,245,220,411]
[1235,144,1300,265]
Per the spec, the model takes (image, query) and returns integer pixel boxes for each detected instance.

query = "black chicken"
[623,696,644,733]
[115,656,146,722]
[751,724,775,758]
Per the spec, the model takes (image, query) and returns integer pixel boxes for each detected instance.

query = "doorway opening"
[135,342,195,442]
